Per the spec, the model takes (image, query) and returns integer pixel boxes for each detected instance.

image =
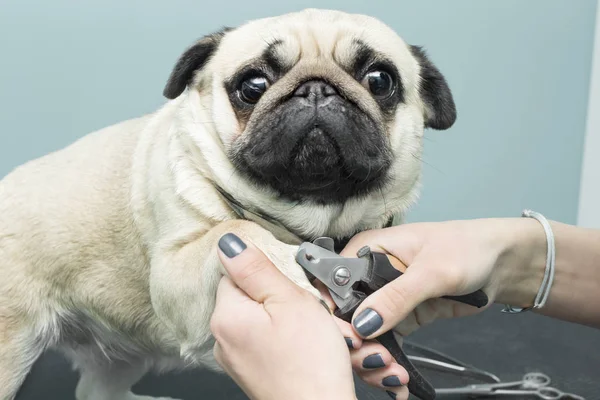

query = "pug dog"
[0,8,456,400]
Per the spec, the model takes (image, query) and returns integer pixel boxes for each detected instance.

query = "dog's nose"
[293,80,338,102]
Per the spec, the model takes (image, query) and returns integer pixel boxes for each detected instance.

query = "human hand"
[326,218,546,397]
[210,233,357,400]
[314,278,411,400]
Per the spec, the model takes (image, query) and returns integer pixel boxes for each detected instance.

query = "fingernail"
[344,337,354,349]
[386,391,396,399]
[218,233,247,258]
[382,376,402,387]
[353,308,383,337]
[362,353,385,369]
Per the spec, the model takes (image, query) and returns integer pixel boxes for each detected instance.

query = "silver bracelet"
[502,209,556,314]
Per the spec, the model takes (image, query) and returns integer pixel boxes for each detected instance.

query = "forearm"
[496,218,600,328]
[539,221,600,327]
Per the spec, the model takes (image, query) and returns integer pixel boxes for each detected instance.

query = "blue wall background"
[0,0,597,225]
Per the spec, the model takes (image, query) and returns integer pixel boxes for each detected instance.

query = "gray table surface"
[16,305,600,400]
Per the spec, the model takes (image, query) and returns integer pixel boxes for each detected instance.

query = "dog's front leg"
[72,358,180,400]
[149,219,321,368]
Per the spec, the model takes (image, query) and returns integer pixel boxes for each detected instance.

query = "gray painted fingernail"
[386,391,396,399]
[218,233,247,258]
[353,308,383,337]
[362,353,385,369]
[382,376,402,387]
[344,337,354,349]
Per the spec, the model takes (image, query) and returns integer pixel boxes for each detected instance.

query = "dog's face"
[163,8,455,208]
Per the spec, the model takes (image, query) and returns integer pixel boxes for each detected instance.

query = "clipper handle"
[342,252,489,400]
[377,331,436,400]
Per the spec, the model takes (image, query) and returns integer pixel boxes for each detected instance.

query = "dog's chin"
[232,126,391,204]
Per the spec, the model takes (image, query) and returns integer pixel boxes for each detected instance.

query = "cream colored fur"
[0,9,433,400]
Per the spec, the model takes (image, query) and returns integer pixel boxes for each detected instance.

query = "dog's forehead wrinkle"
[215,10,414,82]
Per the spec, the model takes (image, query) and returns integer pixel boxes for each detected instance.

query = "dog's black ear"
[163,27,233,99]
[410,45,457,130]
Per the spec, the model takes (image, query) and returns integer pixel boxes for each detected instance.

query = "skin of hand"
[210,233,357,400]
[324,217,551,396]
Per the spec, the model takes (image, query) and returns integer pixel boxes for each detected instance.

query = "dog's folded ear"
[163,27,233,99]
[410,45,457,130]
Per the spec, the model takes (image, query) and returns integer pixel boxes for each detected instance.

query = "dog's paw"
[260,242,323,300]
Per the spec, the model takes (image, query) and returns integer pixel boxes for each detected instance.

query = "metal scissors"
[436,372,586,399]
[295,237,490,400]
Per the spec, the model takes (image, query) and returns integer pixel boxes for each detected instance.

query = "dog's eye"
[362,70,394,99]
[239,76,269,104]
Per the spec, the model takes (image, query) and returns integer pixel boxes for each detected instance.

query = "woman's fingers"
[350,339,410,400]
[357,362,409,388]
[313,277,366,349]
[216,233,302,304]
[332,315,363,350]
[383,385,410,399]
[349,340,409,384]
[350,262,447,339]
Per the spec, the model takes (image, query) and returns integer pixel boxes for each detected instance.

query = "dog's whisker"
[378,182,388,219]
[411,152,445,175]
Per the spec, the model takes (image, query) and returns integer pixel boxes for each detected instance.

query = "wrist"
[493,217,547,308]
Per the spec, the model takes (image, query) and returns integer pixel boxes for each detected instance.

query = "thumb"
[217,233,299,304]
[351,262,446,339]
